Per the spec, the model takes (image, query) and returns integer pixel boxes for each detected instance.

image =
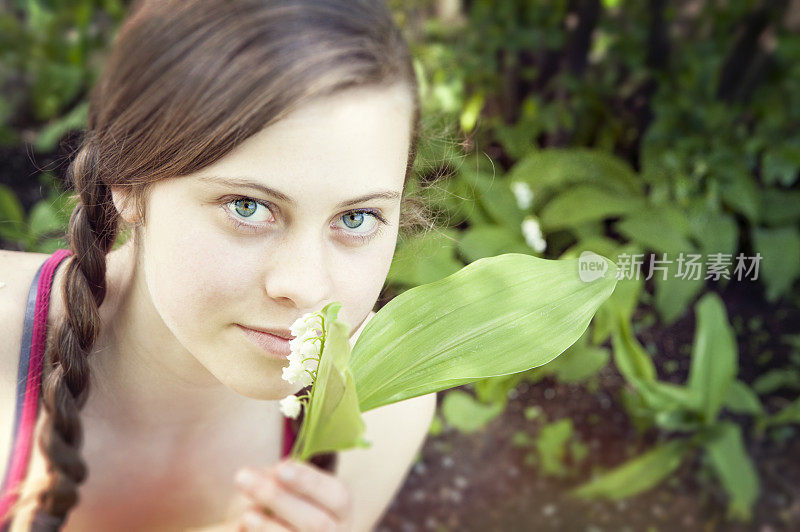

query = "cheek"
[141,212,250,333]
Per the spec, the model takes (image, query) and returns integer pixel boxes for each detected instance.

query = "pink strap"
[0,249,71,521]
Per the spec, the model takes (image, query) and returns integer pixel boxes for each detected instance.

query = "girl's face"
[129,84,414,400]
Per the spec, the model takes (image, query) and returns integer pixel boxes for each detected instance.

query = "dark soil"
[378,279,800,532]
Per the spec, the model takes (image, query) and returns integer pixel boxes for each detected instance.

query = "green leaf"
[723,380,764,416]
[610,315,656,384]
[292,303,367,461]
[760,189,800,227]
[388,229,463,287]
[615,208,694,255]
[0,184,27,243]
[721,169,761,222]
[457,225,530,262]
[571,439,689,499]
[34,102,89,152]
[653,269,704,325]
[28,200,65,239]
[767,397,800,426]
[459,91,484,133]
[507,148,642,196]
[687,293,738,423]
[703,421,759,521]
[751,226,800,302]
[751,369,800,395]
[350,253,618,411]
[441,390,504,433]
[536,419,574,477]
[539,185,645,231]
[547,329,609,382]
[466,171,526,233]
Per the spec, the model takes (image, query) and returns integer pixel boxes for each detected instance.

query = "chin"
[227,376,303,401]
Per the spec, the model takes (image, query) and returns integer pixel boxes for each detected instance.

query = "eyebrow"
[197,176,400,208]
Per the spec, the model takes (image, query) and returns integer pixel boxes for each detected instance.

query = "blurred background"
[1,0,799,530]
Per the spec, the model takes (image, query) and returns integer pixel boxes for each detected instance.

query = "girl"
[0,0,438,530]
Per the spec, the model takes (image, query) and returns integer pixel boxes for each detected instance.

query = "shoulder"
[0,249,52,381]
[335,391,437,532]
[0,249,52,486]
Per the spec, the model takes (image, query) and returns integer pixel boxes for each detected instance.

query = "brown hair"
[7,0,432,528]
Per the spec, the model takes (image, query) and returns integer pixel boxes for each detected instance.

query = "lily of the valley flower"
[511,181,534,210]
[279,394,302,419]
[278,311,327,418]
[521,216,547,253]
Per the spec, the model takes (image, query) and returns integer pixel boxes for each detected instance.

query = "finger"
[236,471,339,531]
[272,460,352,521]
[239,509,293,532]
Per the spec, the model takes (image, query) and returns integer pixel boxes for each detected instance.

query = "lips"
[237,324,292,357]
[237,324,293,340]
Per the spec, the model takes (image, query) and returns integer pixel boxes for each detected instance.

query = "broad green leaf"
[388,229,462,287]
[615,209,694,255]
[291,302,367,460]
[350,253,618,411]
[751,226,800,302]
[687,293,738,423]
[760,189,800,227]
[703,422,759,521]
[539,185,645,231]
[546,328,609,382]
[467,171,526,233]
[457,225,530,263]
[653,257,705,325]
[28,200,64,239]
[723,380,764,416]
[441,390,504,433]
[688,209,739,258]
[507,148,642,196]
[571,439,689,499]
[721,169,761,222]
[473,371,532,406]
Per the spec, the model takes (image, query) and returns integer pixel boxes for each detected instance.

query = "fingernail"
[277,463,296,481]
[235,469,258,489]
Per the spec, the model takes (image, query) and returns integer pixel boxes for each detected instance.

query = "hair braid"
[32,142,119,529]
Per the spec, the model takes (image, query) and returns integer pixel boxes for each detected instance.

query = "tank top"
[0,249,298,528]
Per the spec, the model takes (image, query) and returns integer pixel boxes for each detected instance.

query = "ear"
[110,187,141,225]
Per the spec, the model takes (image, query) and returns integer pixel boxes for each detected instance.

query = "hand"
[233,459,353,532]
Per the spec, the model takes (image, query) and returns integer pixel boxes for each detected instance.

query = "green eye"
[233,199,258,217]
[342,212,364,229]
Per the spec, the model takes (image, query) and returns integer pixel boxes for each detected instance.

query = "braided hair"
[2,0,431,529]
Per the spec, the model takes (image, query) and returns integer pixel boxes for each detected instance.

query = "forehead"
[191,83,414,203]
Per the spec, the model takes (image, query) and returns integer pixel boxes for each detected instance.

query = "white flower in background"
[279,394,302,419]
[521,216,547,253]
[511,181,534,210]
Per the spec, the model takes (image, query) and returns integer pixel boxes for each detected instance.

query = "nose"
[263,229,333,311]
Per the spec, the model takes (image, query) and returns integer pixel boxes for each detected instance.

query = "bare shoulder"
[0,249,52,482]
[0,249,52,380]
[335,391,437,532]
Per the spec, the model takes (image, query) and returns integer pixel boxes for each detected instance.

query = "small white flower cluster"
[521,216,547,253]
[278,312,325,419]
[511,181,534,210]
